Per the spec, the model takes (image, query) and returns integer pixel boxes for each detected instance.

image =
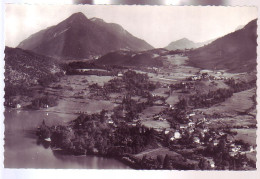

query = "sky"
[4,4,257,48]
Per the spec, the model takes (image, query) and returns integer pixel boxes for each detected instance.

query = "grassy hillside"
[4,47,64,96]
[187,19,257,73]
[95,50,164,67]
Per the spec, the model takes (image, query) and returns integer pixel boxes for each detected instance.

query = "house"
[230,145,241,153]
[193,137,200,144]
[203,128,209,133]
[200,132,205,138]
[117,72,123,77]
[159,117,166,121]
[188,128,195,134]
[108,120,114,124]
[169,131,182,141]
[164,130,170,135]
[213,139,219,146]
[133,119,139,123]
[174,131,181,139]
[93,148,99,153]
[188,122,195,127]
[170,136,175,141]
[153,114,160,120]
[44,137,51,142]
[206,158,215,168]
[179,124,188,129]
[154,99,165,106]
[249,146,255,152]
[155,128,163,132]
[229,152,236,157]
[16,104,21,109]
[189,113,196,117]
[218,131,225,136]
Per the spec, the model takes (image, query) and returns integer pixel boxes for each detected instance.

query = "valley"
[4,11,257,170]
[5,52,257,170]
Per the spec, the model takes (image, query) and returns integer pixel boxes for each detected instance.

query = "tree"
[100,109,108,123]
[36,120,51,139]
[176,98,187,109]
[198,158,211,170]
[157,155,164,167]
[163,154,171,169]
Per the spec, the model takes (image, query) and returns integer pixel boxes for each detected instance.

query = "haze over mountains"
[17,12,153,59]
[7,12,257,74]
[165,38,214,51]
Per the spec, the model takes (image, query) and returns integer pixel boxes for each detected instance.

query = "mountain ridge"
[18,12,153,59]
[4,46,63,87]
[187,19,257,73]
[165,38,214,51]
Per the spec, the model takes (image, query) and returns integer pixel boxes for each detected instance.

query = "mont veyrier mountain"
[17,12,153,59]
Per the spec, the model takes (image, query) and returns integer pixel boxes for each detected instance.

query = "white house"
[208,158,215,168]
[188,128,195,134]
[44,138,51,142]
[108,120,114,124]
[174,131,181,139]
[16,104,21,109]
[170,136,175,141]
[164,130,170,135]
[118,72,123,77]
[189,113,196,117]
[193,137,200,144]
[180,124,188,129]
[203,128,209,133]
[188,122,195,127]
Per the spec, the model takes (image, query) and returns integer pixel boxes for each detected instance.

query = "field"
[41,75,116,114]
[138,106,170,130]
[197,88,256,116]
[208,115,256,129]
[133,147,180,160]
[141,120,170,130]
[231,128,257,146]
[166,93,179,106]
[152,88,169,98]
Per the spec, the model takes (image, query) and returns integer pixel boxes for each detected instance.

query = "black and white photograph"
[2,4,258,170]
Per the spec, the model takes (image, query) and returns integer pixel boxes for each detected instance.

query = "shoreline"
[50,145,138,169]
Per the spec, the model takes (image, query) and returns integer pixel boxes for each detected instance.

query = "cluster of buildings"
[151,108,255,160]
[189,71,229,81]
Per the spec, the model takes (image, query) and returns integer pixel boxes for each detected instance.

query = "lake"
[4,108,130,169]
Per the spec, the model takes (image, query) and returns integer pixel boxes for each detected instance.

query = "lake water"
[4,108,130,169]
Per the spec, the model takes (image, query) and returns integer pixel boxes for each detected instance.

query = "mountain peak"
[17,13,153,59]
[178,38,193,43]
[67,12,88,22]
[90,17,104,23]
[165,38,196,50]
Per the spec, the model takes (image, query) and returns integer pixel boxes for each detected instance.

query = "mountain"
[4,47,63,87]
[235,25,245,31]
[187,19,257,73]
[165,38,213,51]
[17,12,153,59]
[95,49,165,67]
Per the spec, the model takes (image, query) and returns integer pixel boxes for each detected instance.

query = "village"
[35,65,256,170]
